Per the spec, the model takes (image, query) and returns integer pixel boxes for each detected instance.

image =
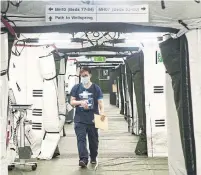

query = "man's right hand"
[80,100,89,109]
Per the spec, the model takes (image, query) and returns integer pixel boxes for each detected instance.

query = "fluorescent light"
[38,33,72,45]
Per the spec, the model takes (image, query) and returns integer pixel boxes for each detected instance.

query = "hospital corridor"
[1,1,201,175]
[8,95,168,175]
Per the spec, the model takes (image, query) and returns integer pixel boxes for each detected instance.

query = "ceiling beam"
[2,23,179,33]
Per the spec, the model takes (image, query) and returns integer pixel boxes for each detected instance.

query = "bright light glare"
[38,33,72,45]
[38,39,71,45]
[125,32,163,43]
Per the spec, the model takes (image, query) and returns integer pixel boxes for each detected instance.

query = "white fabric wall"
[186,29,201,175]
[38,47,60,160]
[132,83,139,135]
[124,66,132,131]
[121,73,126,115]
[25,46,45,157]
[0,33,9,175]
[9,46,45,158]
[39,48,60,132]
[144,42,168,157]
[6,89,17,166]
[58,58,66,132]
[166,74,187,175]
[9,44,62,159]
[65,60,78,94]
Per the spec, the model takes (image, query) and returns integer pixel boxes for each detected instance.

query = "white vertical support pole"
[145,43,168,157]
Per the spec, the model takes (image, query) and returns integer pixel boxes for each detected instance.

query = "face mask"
[81,76,90,85]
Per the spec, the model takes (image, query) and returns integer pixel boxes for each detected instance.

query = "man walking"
[70,67,105,168]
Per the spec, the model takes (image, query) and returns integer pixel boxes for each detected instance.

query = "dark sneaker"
[79,160,87,168]
[90,159,97,164]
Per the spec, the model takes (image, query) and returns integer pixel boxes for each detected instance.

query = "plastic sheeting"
[186,29,201,175]
[159,36,196,174]
[0,33,9,175]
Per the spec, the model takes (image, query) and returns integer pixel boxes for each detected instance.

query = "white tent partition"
[9,44,62,160]
[0,33,9,175]
[186,29,201,175]
[132,83,139,135]
[65,59,78,94]
[38,47,60,160]
[6,89,17,168]
[121,71,126,116]
[124,65,132,131]
[166,74,187,175]
[9,46,45,158]
[57,58,67,132]
[25,46,45,158]
[144,43,168,157]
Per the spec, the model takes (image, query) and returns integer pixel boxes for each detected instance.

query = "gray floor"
[9,94,168,175]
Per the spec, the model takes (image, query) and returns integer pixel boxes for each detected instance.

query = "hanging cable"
[11,39,25,56]
[9,0,22,8]
[1,0,23,15]
[1,0,10,14]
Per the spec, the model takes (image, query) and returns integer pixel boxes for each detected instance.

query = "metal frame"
[58,45,139,53]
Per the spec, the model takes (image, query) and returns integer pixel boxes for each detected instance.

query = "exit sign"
[156,51,163,64]
[93,56,106,62]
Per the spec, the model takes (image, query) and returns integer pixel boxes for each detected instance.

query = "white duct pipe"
[0,33,9,175]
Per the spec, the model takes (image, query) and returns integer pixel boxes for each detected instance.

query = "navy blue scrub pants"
[74,122,99,163]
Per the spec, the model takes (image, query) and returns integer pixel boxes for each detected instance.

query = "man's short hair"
[80,67,92,74]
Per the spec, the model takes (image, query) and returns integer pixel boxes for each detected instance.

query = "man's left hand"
[100,113,106,121]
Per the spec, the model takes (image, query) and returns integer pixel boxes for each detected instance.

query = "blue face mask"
[81,76,90,85]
